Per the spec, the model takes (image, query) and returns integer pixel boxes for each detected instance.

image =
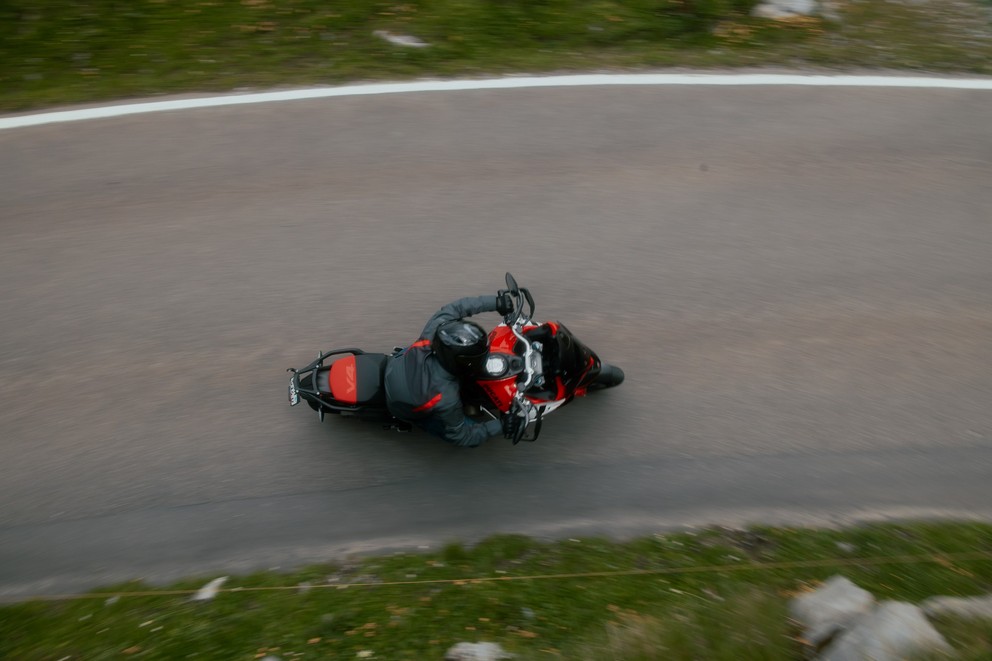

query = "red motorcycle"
[287,273,624,443]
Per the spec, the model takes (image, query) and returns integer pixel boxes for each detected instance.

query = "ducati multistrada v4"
[287,273,624,444]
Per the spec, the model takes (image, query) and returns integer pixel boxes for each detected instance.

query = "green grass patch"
[2,0,991,112]
[2,523,991,659]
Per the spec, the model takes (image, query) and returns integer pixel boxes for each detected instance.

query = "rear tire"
[588,364,624,390]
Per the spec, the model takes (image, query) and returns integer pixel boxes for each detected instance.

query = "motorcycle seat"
[316,353,387,406]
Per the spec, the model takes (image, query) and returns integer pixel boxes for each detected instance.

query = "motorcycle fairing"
[546,322,601,395]
[478,322,601,412]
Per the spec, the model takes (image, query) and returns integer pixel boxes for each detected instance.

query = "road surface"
[1,78,990,598]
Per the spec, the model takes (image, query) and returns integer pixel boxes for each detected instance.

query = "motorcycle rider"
[383,292,514,447]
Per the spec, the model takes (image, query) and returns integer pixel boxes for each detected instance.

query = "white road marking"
[2,73,992,131]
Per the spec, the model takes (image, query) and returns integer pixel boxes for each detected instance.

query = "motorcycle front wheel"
[588,364,624,390]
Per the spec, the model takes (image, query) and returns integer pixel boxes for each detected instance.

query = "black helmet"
[432,320,488,374]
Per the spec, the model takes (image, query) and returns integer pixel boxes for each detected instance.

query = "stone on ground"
[752,0,819,19]
[789,575,875,647]
[821,601,953,661]
[445,641,513,661]
[923,593,992,620]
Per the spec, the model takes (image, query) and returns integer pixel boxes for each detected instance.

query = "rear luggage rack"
[288,348,372,416]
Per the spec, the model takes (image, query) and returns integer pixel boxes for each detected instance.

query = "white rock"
[752,0,818,19]
[820,0,843,21]
[923,594,992,620]
[821,601,953,661]
[789,575,875,647]
[373,30,430,48]
[190,576,228,602]
[445,642,514,661]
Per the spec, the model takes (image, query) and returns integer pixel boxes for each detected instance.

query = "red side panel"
[488,324,537,353]
[329,355,358,404]
[410,339,431,348]
[488,326,517,353]
[479,376,518,413]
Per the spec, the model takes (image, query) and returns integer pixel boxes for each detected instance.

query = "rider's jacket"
[383,296,503,447]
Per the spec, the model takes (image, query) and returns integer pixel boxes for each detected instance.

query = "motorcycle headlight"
[484,354,509,377]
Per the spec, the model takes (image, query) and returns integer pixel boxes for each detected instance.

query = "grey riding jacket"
[383,296,503,447]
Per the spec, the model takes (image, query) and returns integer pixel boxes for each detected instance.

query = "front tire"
[588,364,624,390]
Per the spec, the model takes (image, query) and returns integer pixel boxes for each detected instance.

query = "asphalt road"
[1,80,991,599]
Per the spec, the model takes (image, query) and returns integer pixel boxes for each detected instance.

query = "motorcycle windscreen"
[551,323,601,391]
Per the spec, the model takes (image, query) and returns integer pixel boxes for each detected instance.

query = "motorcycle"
[287,273,624,444]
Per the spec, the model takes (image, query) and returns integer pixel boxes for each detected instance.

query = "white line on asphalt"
[3,73,992,131]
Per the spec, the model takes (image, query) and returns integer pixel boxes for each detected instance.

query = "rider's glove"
[496,291,514,316]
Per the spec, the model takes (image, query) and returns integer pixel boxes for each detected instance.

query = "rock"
[821,601,953,661]
[789,575,875,647]
[923,594,992,620]
[373,30,430,48]
[751,0,818,19]
[190,576,228,602]
[819,0,843,22]
[445,642,514,661]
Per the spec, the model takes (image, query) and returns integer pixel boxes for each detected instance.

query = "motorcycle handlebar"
[522,287,535,317]
[507,396,532,444]
[499,273,543,444]
[501,272,535,326]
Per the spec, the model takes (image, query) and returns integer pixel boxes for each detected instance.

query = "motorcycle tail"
[289,348,391,421]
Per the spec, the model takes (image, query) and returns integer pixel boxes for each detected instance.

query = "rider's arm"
[414,294,503,446]
[424,399,503,448]
[420,295,499,340]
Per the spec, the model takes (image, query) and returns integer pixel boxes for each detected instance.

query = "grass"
[2,522,991,659]
[2,0,992,112]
